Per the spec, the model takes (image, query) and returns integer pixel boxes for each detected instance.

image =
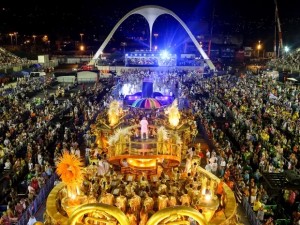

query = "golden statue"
[126,209,137,225]
[180,193,191,207]
[139,174,149,189]
[158,195,169,210]
[143,193,154,212]
[168,195,177,207]
[99,192,115,206]
[128,192,141,213]
[139,206,148,225]
[157,126,169,154]
[115,195,127,213]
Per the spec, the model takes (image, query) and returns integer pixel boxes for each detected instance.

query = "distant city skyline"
[1,0,300,52]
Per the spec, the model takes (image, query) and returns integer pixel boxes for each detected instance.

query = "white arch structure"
[90,5,215,71]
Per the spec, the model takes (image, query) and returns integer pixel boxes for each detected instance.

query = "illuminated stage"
[122,77,175,108]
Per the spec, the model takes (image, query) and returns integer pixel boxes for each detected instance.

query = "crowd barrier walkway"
[17,173,58,225]
[242,196,262,225]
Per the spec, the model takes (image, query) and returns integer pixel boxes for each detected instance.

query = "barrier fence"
[55,77,98,84]
[242,196,262,225]
[17,173,58,225]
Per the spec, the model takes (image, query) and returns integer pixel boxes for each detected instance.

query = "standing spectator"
[0,212,10,225]
[205,161,212,173]
[253,198,263,212]
[219,157,227,178]
[216,178,224,204]
[205,149,211,164]
[264,217,274,225]
[4,159,12,170]
[85,146,91,165]
[37,151,43,166]
[44,162,53,177]
[257,206,265,222]
[210,159,218,176]
[75,148,81,158]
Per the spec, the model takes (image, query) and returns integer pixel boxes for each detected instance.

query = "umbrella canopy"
[287,77,298,82]
[131,98,162,109]
[30,63,42,69]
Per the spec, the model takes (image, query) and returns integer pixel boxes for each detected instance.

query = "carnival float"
[43,81,239,224]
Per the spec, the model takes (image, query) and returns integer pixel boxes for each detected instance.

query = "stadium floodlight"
[284,46,290,53]
[160,50,170,59]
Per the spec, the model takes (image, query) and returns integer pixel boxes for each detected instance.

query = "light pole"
[257,40,261,58]
[33,35,36,44]
[80,33,84,43]
[47,40,51,52]
[153,33,158,50]
[121,42,127,54]
[9,33,13,45]
[14,32,18,45]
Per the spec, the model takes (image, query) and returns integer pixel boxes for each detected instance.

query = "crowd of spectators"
[102,65,300,224]
[115,65,300,225]
[0,48,31,70]
[110,65,300,224]
[0,73,113,224]
[126,57,159,67]
[1,45,300,225]
[267,49,300,73]
[101,64,299,223]
[187,72,300,224]
[125,56,186,67]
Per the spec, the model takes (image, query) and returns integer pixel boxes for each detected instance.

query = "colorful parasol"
[131,98,162,109]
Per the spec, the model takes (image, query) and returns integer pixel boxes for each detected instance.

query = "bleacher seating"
[0,47,31,69]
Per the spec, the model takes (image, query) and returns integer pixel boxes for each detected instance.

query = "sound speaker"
[142,81,153,98]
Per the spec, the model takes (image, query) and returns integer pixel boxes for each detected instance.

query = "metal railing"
[242,196,262,225]
[56,77,97,83]
[17,173,58,225]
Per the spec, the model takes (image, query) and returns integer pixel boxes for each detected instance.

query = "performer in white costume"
[140,117,149,139]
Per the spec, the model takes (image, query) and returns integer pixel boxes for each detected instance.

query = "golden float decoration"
[44,98,239,225]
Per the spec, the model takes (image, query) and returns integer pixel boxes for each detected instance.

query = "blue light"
[160,50,170,59]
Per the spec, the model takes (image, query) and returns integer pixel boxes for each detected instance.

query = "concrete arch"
[91,5,214,70]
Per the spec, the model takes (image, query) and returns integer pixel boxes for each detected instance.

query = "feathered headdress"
[157,126,169,141]
[108,126,134,146]
[108,100,123,126]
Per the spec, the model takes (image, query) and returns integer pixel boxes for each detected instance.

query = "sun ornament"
[56,151,84,198]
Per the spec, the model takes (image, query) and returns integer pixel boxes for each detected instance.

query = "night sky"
[1,0,300,50]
